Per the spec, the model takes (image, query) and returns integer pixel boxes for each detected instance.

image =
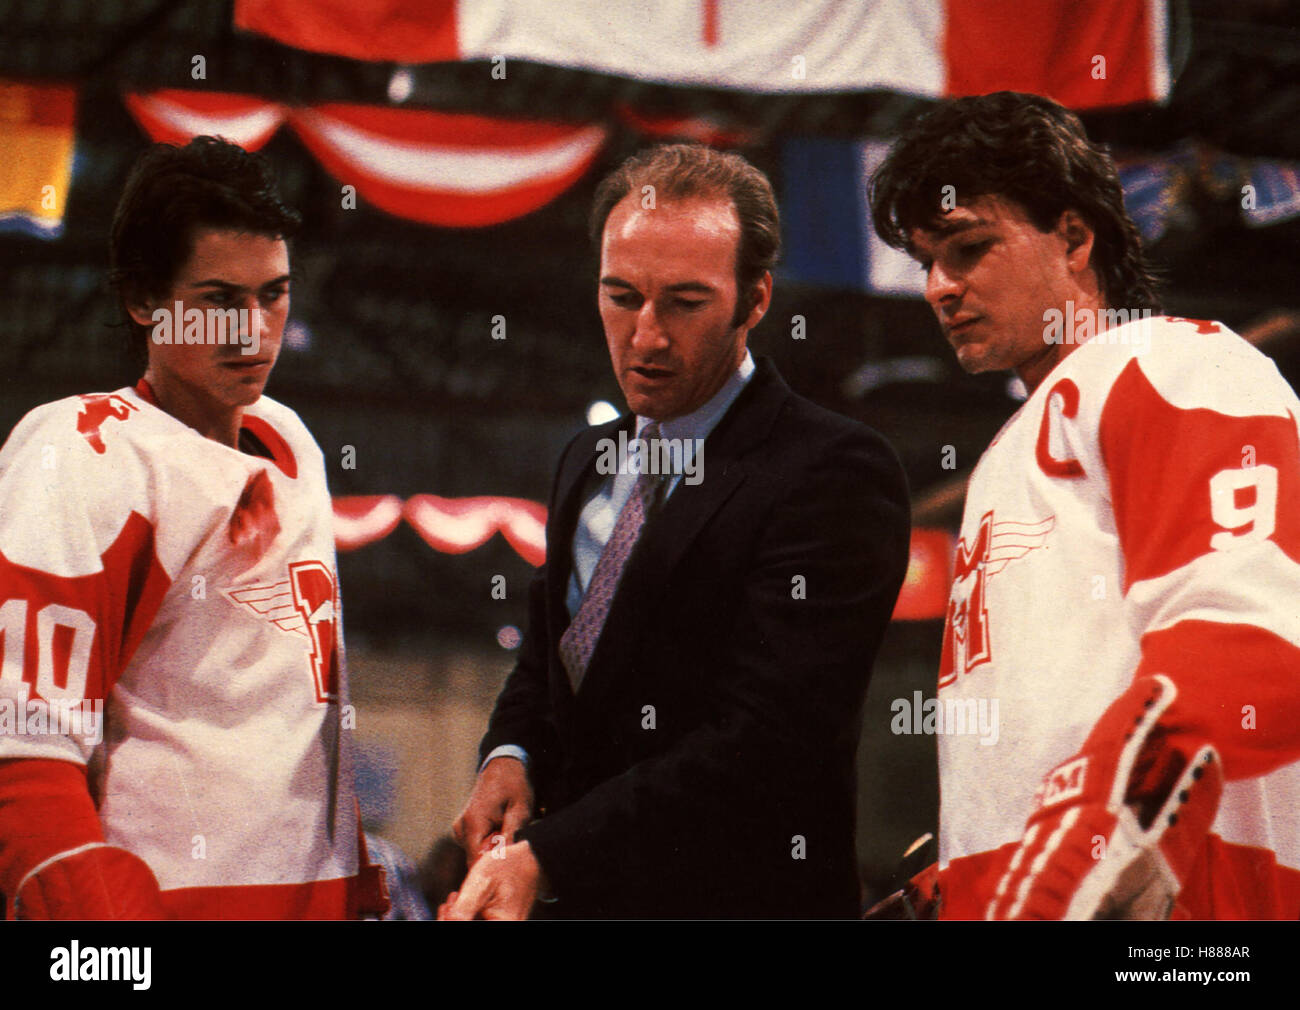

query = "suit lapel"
[575,358,792,695]
[546,414,635,667]
[636,358,789,581]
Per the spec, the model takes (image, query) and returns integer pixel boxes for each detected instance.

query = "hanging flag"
[944,0,1168,109]
[1116,151,1185,245]
[235,0,459,63]
[1242,159,1300,228]
[0,79,78,239]
[781,136,924,297]
[235,0,1169,107]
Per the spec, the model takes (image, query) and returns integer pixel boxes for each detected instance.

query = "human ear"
[1057,210,1097,276]
[125,291,160,329]
[740,271,773,331]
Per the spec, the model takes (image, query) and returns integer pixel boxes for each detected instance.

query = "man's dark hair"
[869,91,1159,312]
[110,136,301,365]
[590,143,780,328]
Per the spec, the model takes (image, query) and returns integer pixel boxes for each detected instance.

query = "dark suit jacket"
[480,356,910,918]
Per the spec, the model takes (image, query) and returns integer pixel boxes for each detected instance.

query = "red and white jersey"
[938,315,1300,919]
[0,382,360,917]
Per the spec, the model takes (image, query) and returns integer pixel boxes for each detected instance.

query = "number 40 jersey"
[0,381,365,918]
[938,315,1300,919]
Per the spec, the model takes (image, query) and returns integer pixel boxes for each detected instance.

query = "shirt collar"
[635,349,755,443]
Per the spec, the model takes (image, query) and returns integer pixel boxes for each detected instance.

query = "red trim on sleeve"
[0,758,105,905]
[1137,620,1300,779]
[1177,835,1300,920]
[1100,358,1300,589]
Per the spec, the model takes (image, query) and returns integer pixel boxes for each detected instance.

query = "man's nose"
[925,260,962,309]
[235,297,268,353]
[630,301,669,352]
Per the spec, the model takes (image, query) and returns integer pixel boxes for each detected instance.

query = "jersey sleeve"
[1098,320,1300,778]
[0,395,173,916]
[0,396,173,765]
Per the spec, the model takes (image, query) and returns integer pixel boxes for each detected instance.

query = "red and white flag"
[236,0,1170,107]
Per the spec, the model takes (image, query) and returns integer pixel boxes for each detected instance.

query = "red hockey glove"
[986,674,1222,920]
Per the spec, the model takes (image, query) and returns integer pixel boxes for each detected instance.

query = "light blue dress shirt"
[484,350,756,773]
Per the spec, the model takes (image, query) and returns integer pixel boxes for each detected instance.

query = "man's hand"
[438,840,545,920]
[451,756,533,868]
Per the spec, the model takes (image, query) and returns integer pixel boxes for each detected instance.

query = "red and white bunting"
[401,494,547,567]
[123,90,288,151]
[123,90,608,228]
[333,494,405,553]
[289,104,607,227]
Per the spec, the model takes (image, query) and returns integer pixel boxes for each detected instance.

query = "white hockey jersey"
[937,315,1300,919]
[0,381,361,918]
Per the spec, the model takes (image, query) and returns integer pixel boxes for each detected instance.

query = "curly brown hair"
[869,91,1159,312]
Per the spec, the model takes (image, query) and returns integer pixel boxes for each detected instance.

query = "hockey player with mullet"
[870,92,1300,920]
[0,137,385,919]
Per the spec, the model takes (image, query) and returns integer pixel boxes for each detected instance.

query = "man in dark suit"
[443,144,911,919]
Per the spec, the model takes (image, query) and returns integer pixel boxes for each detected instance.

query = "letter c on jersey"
[1036,379,1085,478]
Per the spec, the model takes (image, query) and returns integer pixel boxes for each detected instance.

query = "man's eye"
[260,287,288,306]
[609,292,639,308]
[203,291,234,306]
[675,299,705,310]
[956,240,991,259]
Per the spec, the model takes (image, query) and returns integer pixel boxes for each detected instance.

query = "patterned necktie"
[559,423,664,691]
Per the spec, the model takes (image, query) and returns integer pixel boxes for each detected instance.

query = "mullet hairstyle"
[109,135,301,366]
[869,91,1160,312]
[589,143,780,328]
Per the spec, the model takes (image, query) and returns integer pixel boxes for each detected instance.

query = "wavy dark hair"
[109,136,301,366]
[869,91,1159,312]
[590,143,780,328]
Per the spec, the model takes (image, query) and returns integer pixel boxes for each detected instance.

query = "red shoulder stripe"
[1100,358,1300,589]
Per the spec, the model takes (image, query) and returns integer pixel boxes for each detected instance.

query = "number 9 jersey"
[938,315,1300,919]
[0,380,370,918]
